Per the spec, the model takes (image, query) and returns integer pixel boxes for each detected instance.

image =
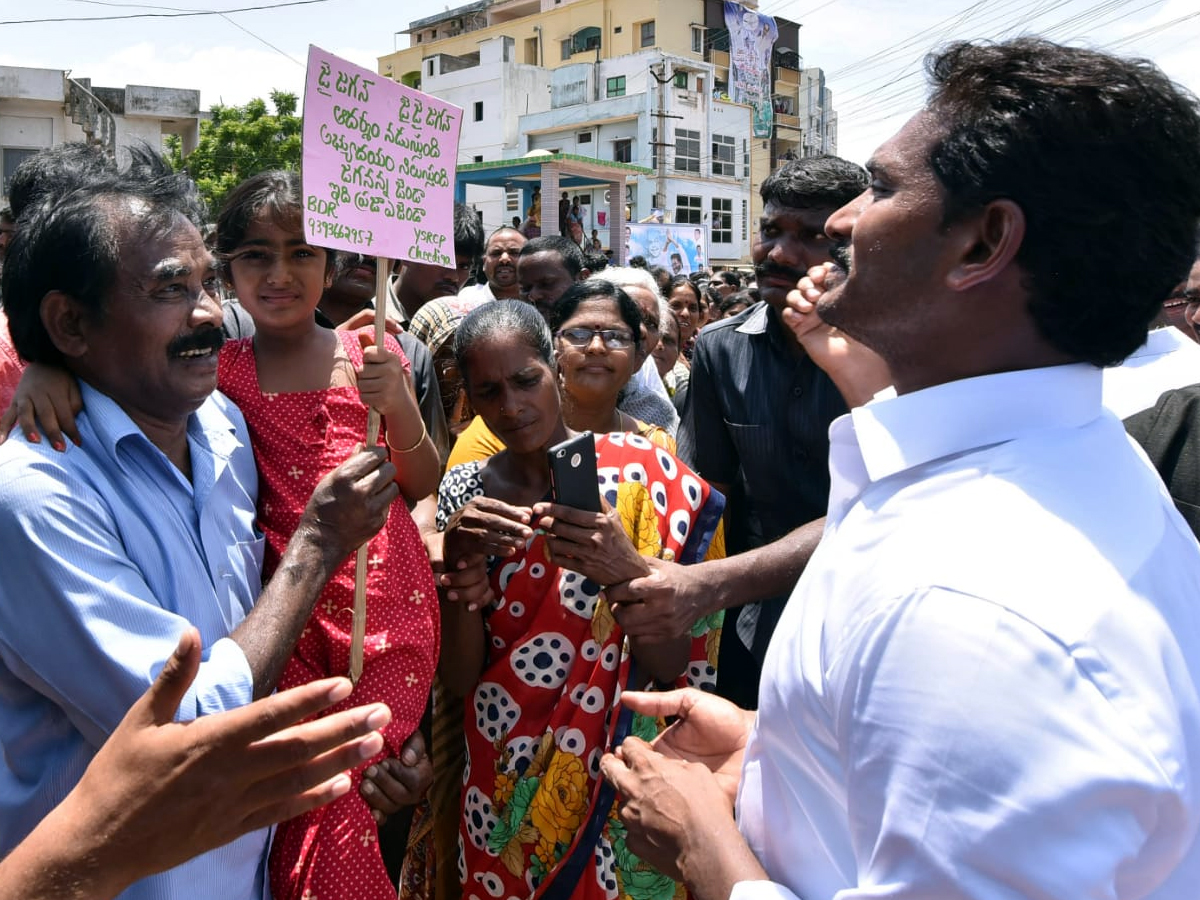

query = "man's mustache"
[755,262,807,284]
[168,328,225,357]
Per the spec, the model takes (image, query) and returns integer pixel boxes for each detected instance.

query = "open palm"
[620,688,754,806]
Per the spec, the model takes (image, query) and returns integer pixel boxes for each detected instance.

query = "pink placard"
[302,45,462,264]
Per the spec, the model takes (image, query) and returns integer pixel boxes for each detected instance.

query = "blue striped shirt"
[0,383,268,900]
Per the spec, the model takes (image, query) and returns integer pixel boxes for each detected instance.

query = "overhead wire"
[61,0,306,65]
[831,0,1156,123]
[0,0,336,25]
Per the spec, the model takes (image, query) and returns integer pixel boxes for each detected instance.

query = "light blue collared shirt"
[0,383,268,900]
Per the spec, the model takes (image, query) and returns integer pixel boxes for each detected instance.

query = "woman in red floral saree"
[436,293,724,900]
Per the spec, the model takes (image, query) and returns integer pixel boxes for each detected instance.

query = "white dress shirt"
[1102,326,1200,418]
[734,364,1200,900]
[456,281,498,305]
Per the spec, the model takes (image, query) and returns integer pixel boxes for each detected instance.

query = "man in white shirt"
[1101,251,1200,418]
[458,225,526,304]
[601,37,1200,900]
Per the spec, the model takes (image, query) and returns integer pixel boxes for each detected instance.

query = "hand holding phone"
[548,432,602,513]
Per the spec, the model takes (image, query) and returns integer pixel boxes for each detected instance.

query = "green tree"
[166,89,301,214]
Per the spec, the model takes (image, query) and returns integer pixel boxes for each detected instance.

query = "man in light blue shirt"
[0,167,398,898]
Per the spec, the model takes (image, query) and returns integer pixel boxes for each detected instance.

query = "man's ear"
[40,291,91,359]
[946,199,1025,293]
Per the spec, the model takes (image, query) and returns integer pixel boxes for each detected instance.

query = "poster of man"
[626,223,708,274]
[725,1,778,138]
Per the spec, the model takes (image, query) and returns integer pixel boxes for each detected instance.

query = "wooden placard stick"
[349,256,392,683]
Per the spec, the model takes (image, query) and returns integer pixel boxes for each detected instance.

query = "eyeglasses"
[556,327,634,349]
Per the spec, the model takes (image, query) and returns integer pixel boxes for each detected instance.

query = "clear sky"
[1,0,1197,165]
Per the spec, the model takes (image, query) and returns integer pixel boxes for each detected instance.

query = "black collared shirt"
[678,302,847,707]
[679,301,846,549]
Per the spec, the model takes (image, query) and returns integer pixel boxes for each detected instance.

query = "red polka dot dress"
[219,331,439,900]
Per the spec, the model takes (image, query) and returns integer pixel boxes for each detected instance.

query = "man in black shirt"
[620,157,868,708]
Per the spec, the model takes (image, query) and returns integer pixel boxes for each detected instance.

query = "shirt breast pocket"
[723,420,776,482]
[228,534,266,599]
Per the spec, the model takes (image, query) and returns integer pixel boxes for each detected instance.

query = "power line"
[0,0,336,25]
[1106,8,1200,47]
[64,0,306,63]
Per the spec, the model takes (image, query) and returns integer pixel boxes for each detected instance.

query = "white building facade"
[401,39,753,264]
[1,65,201,205]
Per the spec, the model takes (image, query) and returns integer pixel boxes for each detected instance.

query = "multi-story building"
[0,65,202,204]
[377,0,837,264]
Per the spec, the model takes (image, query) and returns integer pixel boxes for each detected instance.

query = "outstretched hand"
[63,628,392,892]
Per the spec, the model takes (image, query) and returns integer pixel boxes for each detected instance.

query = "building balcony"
[488,0,539,25]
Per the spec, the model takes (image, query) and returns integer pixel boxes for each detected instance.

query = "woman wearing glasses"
[433,295,725,900]
[446,278,676,470]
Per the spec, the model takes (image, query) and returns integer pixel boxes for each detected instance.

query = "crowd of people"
[2,34,1200,900]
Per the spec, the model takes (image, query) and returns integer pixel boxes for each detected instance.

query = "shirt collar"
[735,301,772,335]
[844,363,1104,484]
[80,382,242,475]
[735,301,798,354]
[1129,325,1192,361]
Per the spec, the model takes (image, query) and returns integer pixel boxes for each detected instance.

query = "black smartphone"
[548,432,602,513]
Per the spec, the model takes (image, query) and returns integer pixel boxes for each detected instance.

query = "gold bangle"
[385,419,427,454]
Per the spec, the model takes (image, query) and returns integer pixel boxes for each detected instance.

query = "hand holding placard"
[302,46,462,681]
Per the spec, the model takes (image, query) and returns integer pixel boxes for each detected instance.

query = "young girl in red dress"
[215,171,441,900]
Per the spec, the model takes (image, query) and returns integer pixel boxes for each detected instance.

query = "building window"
[606,76,626,98]
[614,138,632,164]
[561,39,572,60]
[474,101,483,122]
[691,26,703,54]
[674,71,688,90]
[572,26,601,54]
[674,129,700,174]
[427,60,435,76]
[712,197,732,243]
[473,155,484,163]
[712,134,735,177]
[416,33,422,44]
[741,199,749,240]
[676,194,702,225]
[650,127,658,169]
[640,20,656,47]
[506,189,520,212]
[743,138,750,177]
[578,131,593,144]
